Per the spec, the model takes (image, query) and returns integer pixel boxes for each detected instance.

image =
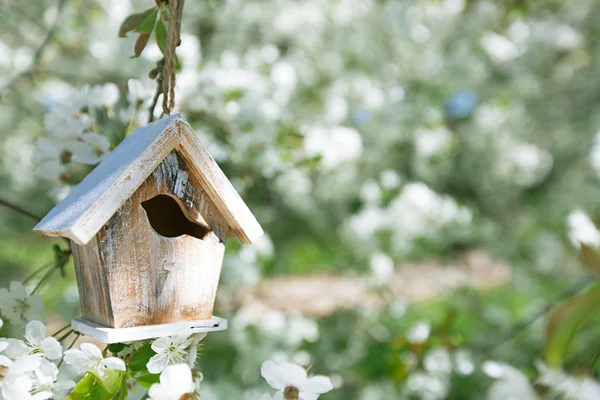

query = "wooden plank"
[71,238,114,327]
[72,316,227,343]
[101,151,226,328]
[34,115,181,244]
[177,121,263,244]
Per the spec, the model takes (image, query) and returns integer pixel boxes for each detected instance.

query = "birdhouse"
[33,115,263,343]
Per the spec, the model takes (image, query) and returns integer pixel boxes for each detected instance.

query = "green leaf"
[117,380,128,400]
[579,243,600,276]
[545,281,600,368]
[89,369,125,395]
[155,19,167,54]
[136,8,158,34]
[129,345,155,372]
[66,373,118,400]
[136,371,160,388]
[132,33,151,58]
[118,7,156,38]
[108,343,126,354]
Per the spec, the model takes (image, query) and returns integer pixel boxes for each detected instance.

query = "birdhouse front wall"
[72,151,228,329]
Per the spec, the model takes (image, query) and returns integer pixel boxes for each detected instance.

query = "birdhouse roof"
[34,114,263,245]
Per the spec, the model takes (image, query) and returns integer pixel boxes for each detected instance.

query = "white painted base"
[72,316,227,343]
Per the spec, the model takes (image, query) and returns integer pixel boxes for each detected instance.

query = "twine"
[162,0,178,115]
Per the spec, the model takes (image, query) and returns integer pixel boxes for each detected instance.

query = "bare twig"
[148,71,163,123]
[476,278,591,353]
[0,198,41,222]
[0,0,68,97]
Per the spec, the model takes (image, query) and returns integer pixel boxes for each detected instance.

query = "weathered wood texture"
[71,237,114,327]
[80,151,227,328]
[34,114,263,245]
[73,152,227,328]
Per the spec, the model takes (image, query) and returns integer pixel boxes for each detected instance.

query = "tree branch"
[0,0,68,97]
[0,198,41,222]
[475,277,591,353]
[148,0,185,122]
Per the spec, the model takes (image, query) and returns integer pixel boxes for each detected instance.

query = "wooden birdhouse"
[33,115,263,343]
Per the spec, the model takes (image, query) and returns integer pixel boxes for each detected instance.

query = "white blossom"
[483,361,538,400]
[0,282,44,326]
[148,363,197,400]
[261,360,333,400]
[63,342,125,377]
[147,335,194,374]
[31,359,75,400]
[5,321,62,360]
[406,321,431,344]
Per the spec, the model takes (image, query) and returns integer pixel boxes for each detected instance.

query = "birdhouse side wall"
[72,236,115,327]
[97,151,227,329]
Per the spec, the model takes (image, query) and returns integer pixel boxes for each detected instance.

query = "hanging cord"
[162,0,179,115]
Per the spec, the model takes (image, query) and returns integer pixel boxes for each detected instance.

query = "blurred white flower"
[147,335,194,374]
[415,126,453,158]
[404,371,449,400]
[481,32,520,63]
[287,315,319,346]
[370,251,394,284]
[261,360,333,400]
[483,361,538,400]
[0,282,44,325]
[5,321,62,360]
[66,132,111,165]
[63,342,125,377]
[424,348,452,375]
[406,321,430,344]
[304,125,363,169]
[454,349,475,375]
[360,180,382,205]
[537,361,600,400]
[567,210,600,247]
[148,363,197,400]
[379,170,401,190]
[495,140,553,187]
[589,130,600,177]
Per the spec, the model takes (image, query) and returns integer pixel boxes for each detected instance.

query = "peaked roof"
[34,114,263,245]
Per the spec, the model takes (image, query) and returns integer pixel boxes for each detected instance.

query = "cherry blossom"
[148,363,198,400]
[63,343,125,377]
[0,282,44,326]
[5,321,62,360]
[261,360,333,400]
[147,335,194,374]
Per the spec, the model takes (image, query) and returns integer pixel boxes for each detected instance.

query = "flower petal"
[0,355,12,367]
[261,360,285,390]
[41,337,63,360]
[80,343,103,359]
[300,375,333,394]
[278,362,308,389]
[151,337,171,354]
[147,353,170,374]
[25,320,47,344]
[103,357,126,371]
[161,363,195,392]
[63,348,88,373]
[4,339,28,359]
[10,281,27,301]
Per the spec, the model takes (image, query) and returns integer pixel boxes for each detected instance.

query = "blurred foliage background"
[1,0,600,398]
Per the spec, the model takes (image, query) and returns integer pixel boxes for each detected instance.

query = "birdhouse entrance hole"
[142,194,210,240]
